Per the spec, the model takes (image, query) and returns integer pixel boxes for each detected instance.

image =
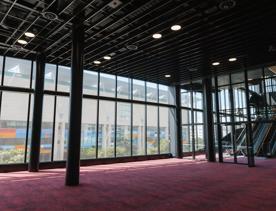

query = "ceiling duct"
[219,0,236,11]
[126,44,138,51]
[41,0,65,20]
[108,0,122,9]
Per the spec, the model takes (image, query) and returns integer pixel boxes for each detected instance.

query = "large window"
[83,70,98,95]
[146,82,158,103]
[0,92,31,164]
[116,102,131,157]
[117,76,131,99]
[132,104,145,155]
[53,97,69,161]
[159,84,175,105]
[159,107,174,153]
[40,95,55,162]
[44,63,56,91]
[57,65,71,92]
[0,55,176,165]
[0,56,3,82]
[98,100,115,158]
[81,99,97,159]
[99,73,115,97]
[147,105,158,154]
[133,79,145,101]
[4,57,32,88]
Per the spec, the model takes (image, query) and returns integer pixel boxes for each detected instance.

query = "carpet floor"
[0,158,276,211]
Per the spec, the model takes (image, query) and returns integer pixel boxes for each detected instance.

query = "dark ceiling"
[0,0,276,85]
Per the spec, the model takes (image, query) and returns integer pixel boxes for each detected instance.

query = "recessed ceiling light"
[25,32,35,38]
[152,33,162,39]
[165,74,171,78]
[93,60,101,65]
[103,56,111,60]
[171,25,181,31]
[228,57,237,62]
[17,39,27,45]
[212,62,220,66]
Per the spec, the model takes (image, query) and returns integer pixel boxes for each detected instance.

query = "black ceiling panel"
[0,0,276,85]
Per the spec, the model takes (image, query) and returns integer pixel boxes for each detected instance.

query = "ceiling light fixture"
[171,25,181,31]
[17,39,27,45]
[25,32,35,38]
[93,60,101,65]
[228,57,237,62]
[212,62,220,66]
[103,56,111,60]
[165,74,171,78]
[152,33,162,39]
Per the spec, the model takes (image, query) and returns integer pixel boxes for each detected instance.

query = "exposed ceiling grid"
[0,0,275,85]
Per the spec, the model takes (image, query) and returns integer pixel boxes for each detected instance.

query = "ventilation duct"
[41,0,65,20]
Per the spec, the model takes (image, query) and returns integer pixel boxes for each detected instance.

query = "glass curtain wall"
[0,56,34,164]
[181,85,205,160]
[214,67,276,164]
[0,56,176,164]
[0,55,176,164]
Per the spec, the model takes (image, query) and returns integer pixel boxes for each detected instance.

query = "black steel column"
[28,53,45,172]
[244,69,255,167]
[65,15,84,186]
[175,85,183,158]
[214,76,223,162]
[202,77,216,162]
[229,76,237,163]
[190,82,196,159]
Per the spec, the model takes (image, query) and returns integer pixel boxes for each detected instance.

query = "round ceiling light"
[165,74,171,78]
[25,32,35,38]
[229,57,237,62]
[93,60,101,65]
[17,39,27,45]
[152,33,162,39]
[212,62,220,66]
[103,56,111,60]
[171,25,181,31]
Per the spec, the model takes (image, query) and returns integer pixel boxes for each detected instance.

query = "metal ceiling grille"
[0,0,276,85]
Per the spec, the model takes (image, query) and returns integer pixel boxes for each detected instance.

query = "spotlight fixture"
[212,62,220,66]
[93,60,101,65]
[171,25,181,31]
[103,56,111,60]
[17,39,27,45]
[25,32,35,38]
[165,74,171,78]
[228,57,237,62]
[152,33,162,39]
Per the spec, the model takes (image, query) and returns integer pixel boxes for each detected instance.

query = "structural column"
[244,69,255,167]
[175,85,183,158]
[229,76,237,163]
[65,15,84,186]
[190,82,196,159]
[202,77,216,162]
[28,53,45,172]
[214,76,223,162]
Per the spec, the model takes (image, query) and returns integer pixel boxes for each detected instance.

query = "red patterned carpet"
[1,158,276,211]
